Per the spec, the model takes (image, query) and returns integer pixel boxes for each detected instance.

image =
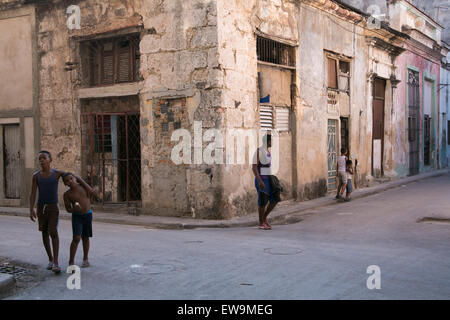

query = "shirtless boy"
[62,172,100,268]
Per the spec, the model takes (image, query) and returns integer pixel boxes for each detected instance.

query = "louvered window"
[118,40,131,82]
[84,34,140,87]
[276,107,289,131]
[259,105,273,130]
[102,42,114,85]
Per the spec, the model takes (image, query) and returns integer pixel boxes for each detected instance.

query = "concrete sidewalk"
[0,273,15,298]
[0,169,448,229]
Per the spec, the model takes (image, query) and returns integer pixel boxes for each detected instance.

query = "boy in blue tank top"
[29,151,65,273]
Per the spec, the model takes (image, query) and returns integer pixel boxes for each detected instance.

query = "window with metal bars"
[257,36,295,68]
[94,115,112,153]
[83,34,140,87]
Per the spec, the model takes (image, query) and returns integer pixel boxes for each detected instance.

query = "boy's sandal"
[46,262,53,270]
[52,265,61,274]
[81,261,90,268]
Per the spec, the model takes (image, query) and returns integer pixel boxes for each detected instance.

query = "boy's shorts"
[338,171,347,184]
[255,177,276,207]
[346,179,353,193]
[72,210,93,238]
[37,203,59,234]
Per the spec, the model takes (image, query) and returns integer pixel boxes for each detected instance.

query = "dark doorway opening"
[372,78,386,177]
[81,112,141,205]
[340,117,349,155]
[3,124,20,199]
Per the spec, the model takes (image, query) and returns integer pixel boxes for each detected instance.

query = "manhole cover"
[130,263,175,274]
[184,240,203,244]
[418,217,450,225]
[337,212,353,215]
[0,264,27,278]
[263,247,302,255]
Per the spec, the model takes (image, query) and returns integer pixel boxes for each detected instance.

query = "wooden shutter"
[89,42,100,86]
[276,107,289,131]
[260,105,273,130]
[118,40,131,82]
[102,42,114,85]
[327,57,337,89]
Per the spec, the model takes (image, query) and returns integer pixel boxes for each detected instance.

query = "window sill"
[78,82,143,99]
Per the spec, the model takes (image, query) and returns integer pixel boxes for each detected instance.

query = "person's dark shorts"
[255,177,276,207]
[72,210,93,238]
[37,203,59,234]
[346,179,353,193]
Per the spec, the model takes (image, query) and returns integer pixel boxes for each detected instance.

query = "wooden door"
[372,78,385,177]
[3,124,21,199]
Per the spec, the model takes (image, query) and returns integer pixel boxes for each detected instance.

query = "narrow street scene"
[1,172,449,299]
[0,0,449,304]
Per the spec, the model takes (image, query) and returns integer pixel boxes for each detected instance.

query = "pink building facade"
[390,0,444,177]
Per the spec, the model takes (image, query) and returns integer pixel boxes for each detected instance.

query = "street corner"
[0,273,15,298]
[0,258,45,299]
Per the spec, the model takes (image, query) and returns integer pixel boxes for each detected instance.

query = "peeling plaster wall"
[365,39,399,180]
[35,0,146,205]
[32,0,226,217]
[216,0,299,217]
[139,0,223,218]
[296,2,371,196]
[0,3,38,206]
[393,44,441,177]
[441,65,449,168]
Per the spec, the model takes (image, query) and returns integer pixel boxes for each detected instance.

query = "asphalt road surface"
[1,173,449,299]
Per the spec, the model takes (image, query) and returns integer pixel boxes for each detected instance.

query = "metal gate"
[327,119,338,190]
[407,70,420,175]
[3,124,21,199]
[81,113,141,205]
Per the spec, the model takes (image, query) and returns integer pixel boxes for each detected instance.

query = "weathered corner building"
[0,0,446,219]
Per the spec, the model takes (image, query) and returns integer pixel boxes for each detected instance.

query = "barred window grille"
[257,36,295,68]
[94,115,112,153]
[259,105,273,130]
[276,107,290,131]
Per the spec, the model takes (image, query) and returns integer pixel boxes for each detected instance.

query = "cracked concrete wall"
[0,3,38,206]
[3,0,409,218]
[30,0,225,217]
[296,1,373,195]
[216,0,299,217]
[139,0,223,218]
[35,0,146,205]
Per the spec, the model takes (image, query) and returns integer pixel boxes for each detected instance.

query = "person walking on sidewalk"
[344,159,353,202]
[252,134,279,230]
[62,172,100,268]
[29,151,65,274]
[335,148,348,200]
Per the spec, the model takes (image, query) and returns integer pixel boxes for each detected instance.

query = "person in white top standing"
[335,147,348,199]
